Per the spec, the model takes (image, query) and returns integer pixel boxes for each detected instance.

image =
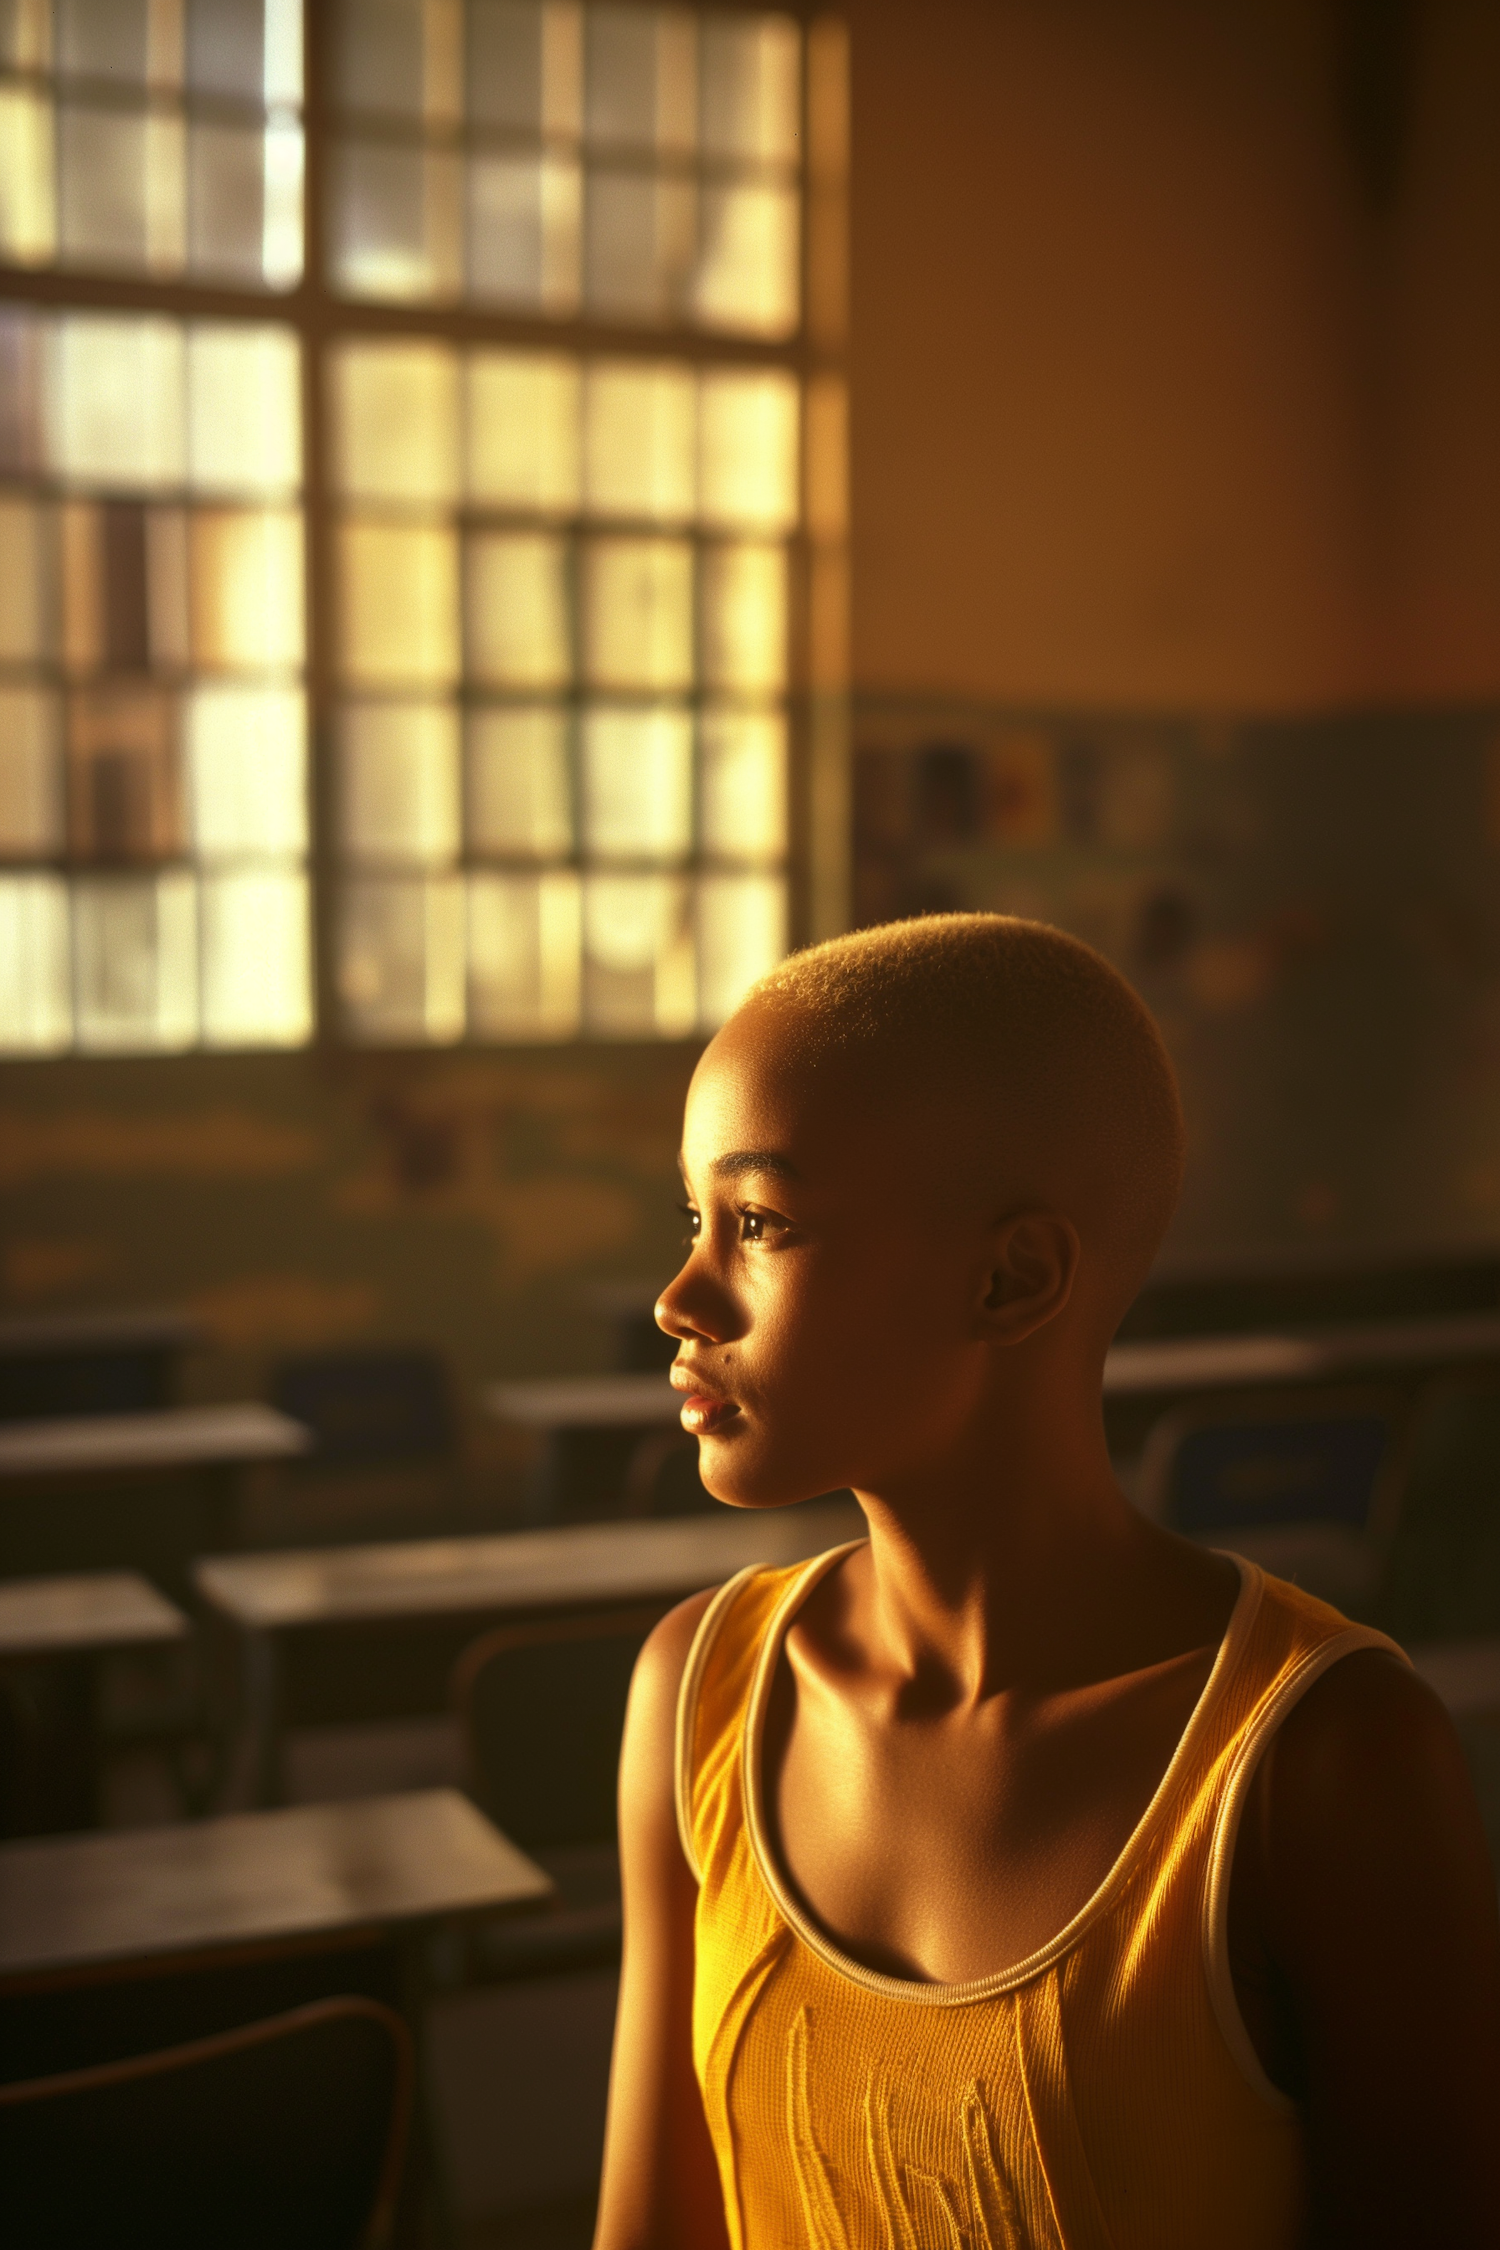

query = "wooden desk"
[0,1405,310,1602]
[0,1306,206,1425]
[195,1496,864,1803]
[0,1573,191,1838]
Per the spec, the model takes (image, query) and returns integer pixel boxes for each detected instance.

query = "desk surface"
[0,1403,310,1480]
[0,1572,189,1658]
[0,1306,207,1359]
[0,1788,551,1986]
[195,1494,866,1632]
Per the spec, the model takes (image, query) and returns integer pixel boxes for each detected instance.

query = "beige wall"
[848,0,1500,712]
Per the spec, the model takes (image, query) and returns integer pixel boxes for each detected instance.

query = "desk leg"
[218,1628,283,1810]
[396,1929,458,2250]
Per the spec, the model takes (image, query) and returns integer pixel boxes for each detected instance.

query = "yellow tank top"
[676,1543,1407,2250]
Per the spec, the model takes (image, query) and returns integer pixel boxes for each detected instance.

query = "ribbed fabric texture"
[680,1548,1405,2250]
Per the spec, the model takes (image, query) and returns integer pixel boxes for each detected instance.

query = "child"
[593,915,1500,2250]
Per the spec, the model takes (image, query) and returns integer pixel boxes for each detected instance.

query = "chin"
[695,1434,836,1513]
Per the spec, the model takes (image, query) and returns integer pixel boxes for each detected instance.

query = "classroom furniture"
[0,1572,190,1837]
[0,1306,205,1426]
[0,1995,411,2250]
[486,1374,702,1521]
[195,1495,863,1805]
[1117,1252,1500,1343]
[0,1403,309,1600]
[452,1606,665,1979]
[273,1351,454,1468]
[1135,1390,1405,1614]
[1375,1378,1500,1644]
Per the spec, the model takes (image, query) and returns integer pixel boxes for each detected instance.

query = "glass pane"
[188,121,266,285]
[467,705,572,856]
[330,141,462,299]
[187,324,301,497]
[334,0,460,122]
[188,684,306,855]
[338,699,460,862]
[580,703,690,858]
[47,315,185,487]
[261,111,303,285]
[581,536,691,690]
[330,339,460,504]
[468,154,540,307]
[58,0,151,83]
[2,0,53,70]
[699,706,785,860]
[0,495,47,658]
[200,867,311,1045]
[0,874,71,1053]
[189,508,304,670]
[58,105,186,272]
[66,687,180,857]
[468,868,580,1038]
[338,871,465,1041]
[700,540,786,691]
[465,531,570,687]
[0,308,41,472]
[584,5,693,153]
[466,349,579,512]
[468,0,544,128]
[61,499,179,671]
[583,169,693,321]
[187,0,273,101]
[698,368,798,529]
[582,870,693,1035]
[700,14,800,164]
[0,688,62,852]
[583,360,694,521]
[73,871,197,1051]
[147,506,190,665]
[694,180,798,338]
[337,519,459,686]
[697,869,785,1028]
[0,85,55,264]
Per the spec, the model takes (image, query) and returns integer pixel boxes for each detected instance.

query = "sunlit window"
[0,1,842,1055]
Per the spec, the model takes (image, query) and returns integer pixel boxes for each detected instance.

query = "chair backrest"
[1378,1377,1500,1642]
[454,1605,668,1849]
[0,1996,411,2250]
[1136,1389,1405,1612]
[272,1350,453,1465]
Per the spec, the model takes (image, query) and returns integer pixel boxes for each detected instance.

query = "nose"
[656,1254,732,1347]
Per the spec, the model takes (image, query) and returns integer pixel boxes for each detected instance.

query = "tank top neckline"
[740,1540,1264,2006]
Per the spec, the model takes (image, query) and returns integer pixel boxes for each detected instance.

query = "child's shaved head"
[744,913,1185,1328]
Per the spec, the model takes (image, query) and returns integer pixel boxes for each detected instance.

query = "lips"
[670,1365,741,1435]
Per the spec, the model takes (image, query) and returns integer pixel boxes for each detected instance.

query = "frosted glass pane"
[694,181,798,338]
[188,684,306,855]
[0,86,55,264]
[700,15,800,163]
[188,325,301,496]
[584,6,693,152]
[261,111,304,285]
[468,869,581,1038]
[330,340,460,504]
[334,0,458,121]
[338,519,459,686]
[700,541,786,691]
[468,706,571,857]
[466,350,579,512]
[62,500,188,671]
[190,508,304,670]
[582,870,693,1036]
[580,704,690,858]
[0,496,47,658]
[469,0,544,128]
[330,141,462,300]
[584,170,694,321]
[147,507,191,665]
[465,532,570,688]
[699,706,785,860]
[0,874,70,1053]
[201,868,311,1045]
[187,0,281,101]
[0,689,62,852]
[582,537,691,690]
[58,0,150,83]
[338,699,460,863]
[73,872,198,1051]
[698,369,798,529]
[188,121,266,285]
[338,872,465,1041]
[66,687,179,857]
[697,869,785,1028]
[1,0,51,70]
[48,317,185,487]
[583,361,694,521]
[58,105,185,272]
[0,308,41,472]
[468,154,540,306]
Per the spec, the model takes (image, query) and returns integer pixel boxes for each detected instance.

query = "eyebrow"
[677,1149,801,1184]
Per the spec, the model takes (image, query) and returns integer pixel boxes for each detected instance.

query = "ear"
[976,1212,1081,1344]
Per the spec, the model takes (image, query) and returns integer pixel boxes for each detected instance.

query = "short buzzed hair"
[748,914,1185,1307]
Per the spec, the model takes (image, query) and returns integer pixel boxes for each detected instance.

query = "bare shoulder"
[1267,1645,1473,1842]
[619,1587,722,1836]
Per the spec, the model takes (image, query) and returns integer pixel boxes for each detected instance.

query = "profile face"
[655,1001,996,1510]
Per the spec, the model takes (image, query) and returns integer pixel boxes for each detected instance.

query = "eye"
[678,1203,700,1243]
[737,1208,766,1243]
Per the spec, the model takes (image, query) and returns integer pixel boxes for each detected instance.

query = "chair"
[265,1350,458,1546]
[452,1605,667,1977]
[1136,1389,1406,1614]
[1376,1377,1500,1645]
[0,1995,412,2250]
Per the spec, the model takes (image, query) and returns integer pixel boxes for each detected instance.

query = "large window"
[0,0,846,1054]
